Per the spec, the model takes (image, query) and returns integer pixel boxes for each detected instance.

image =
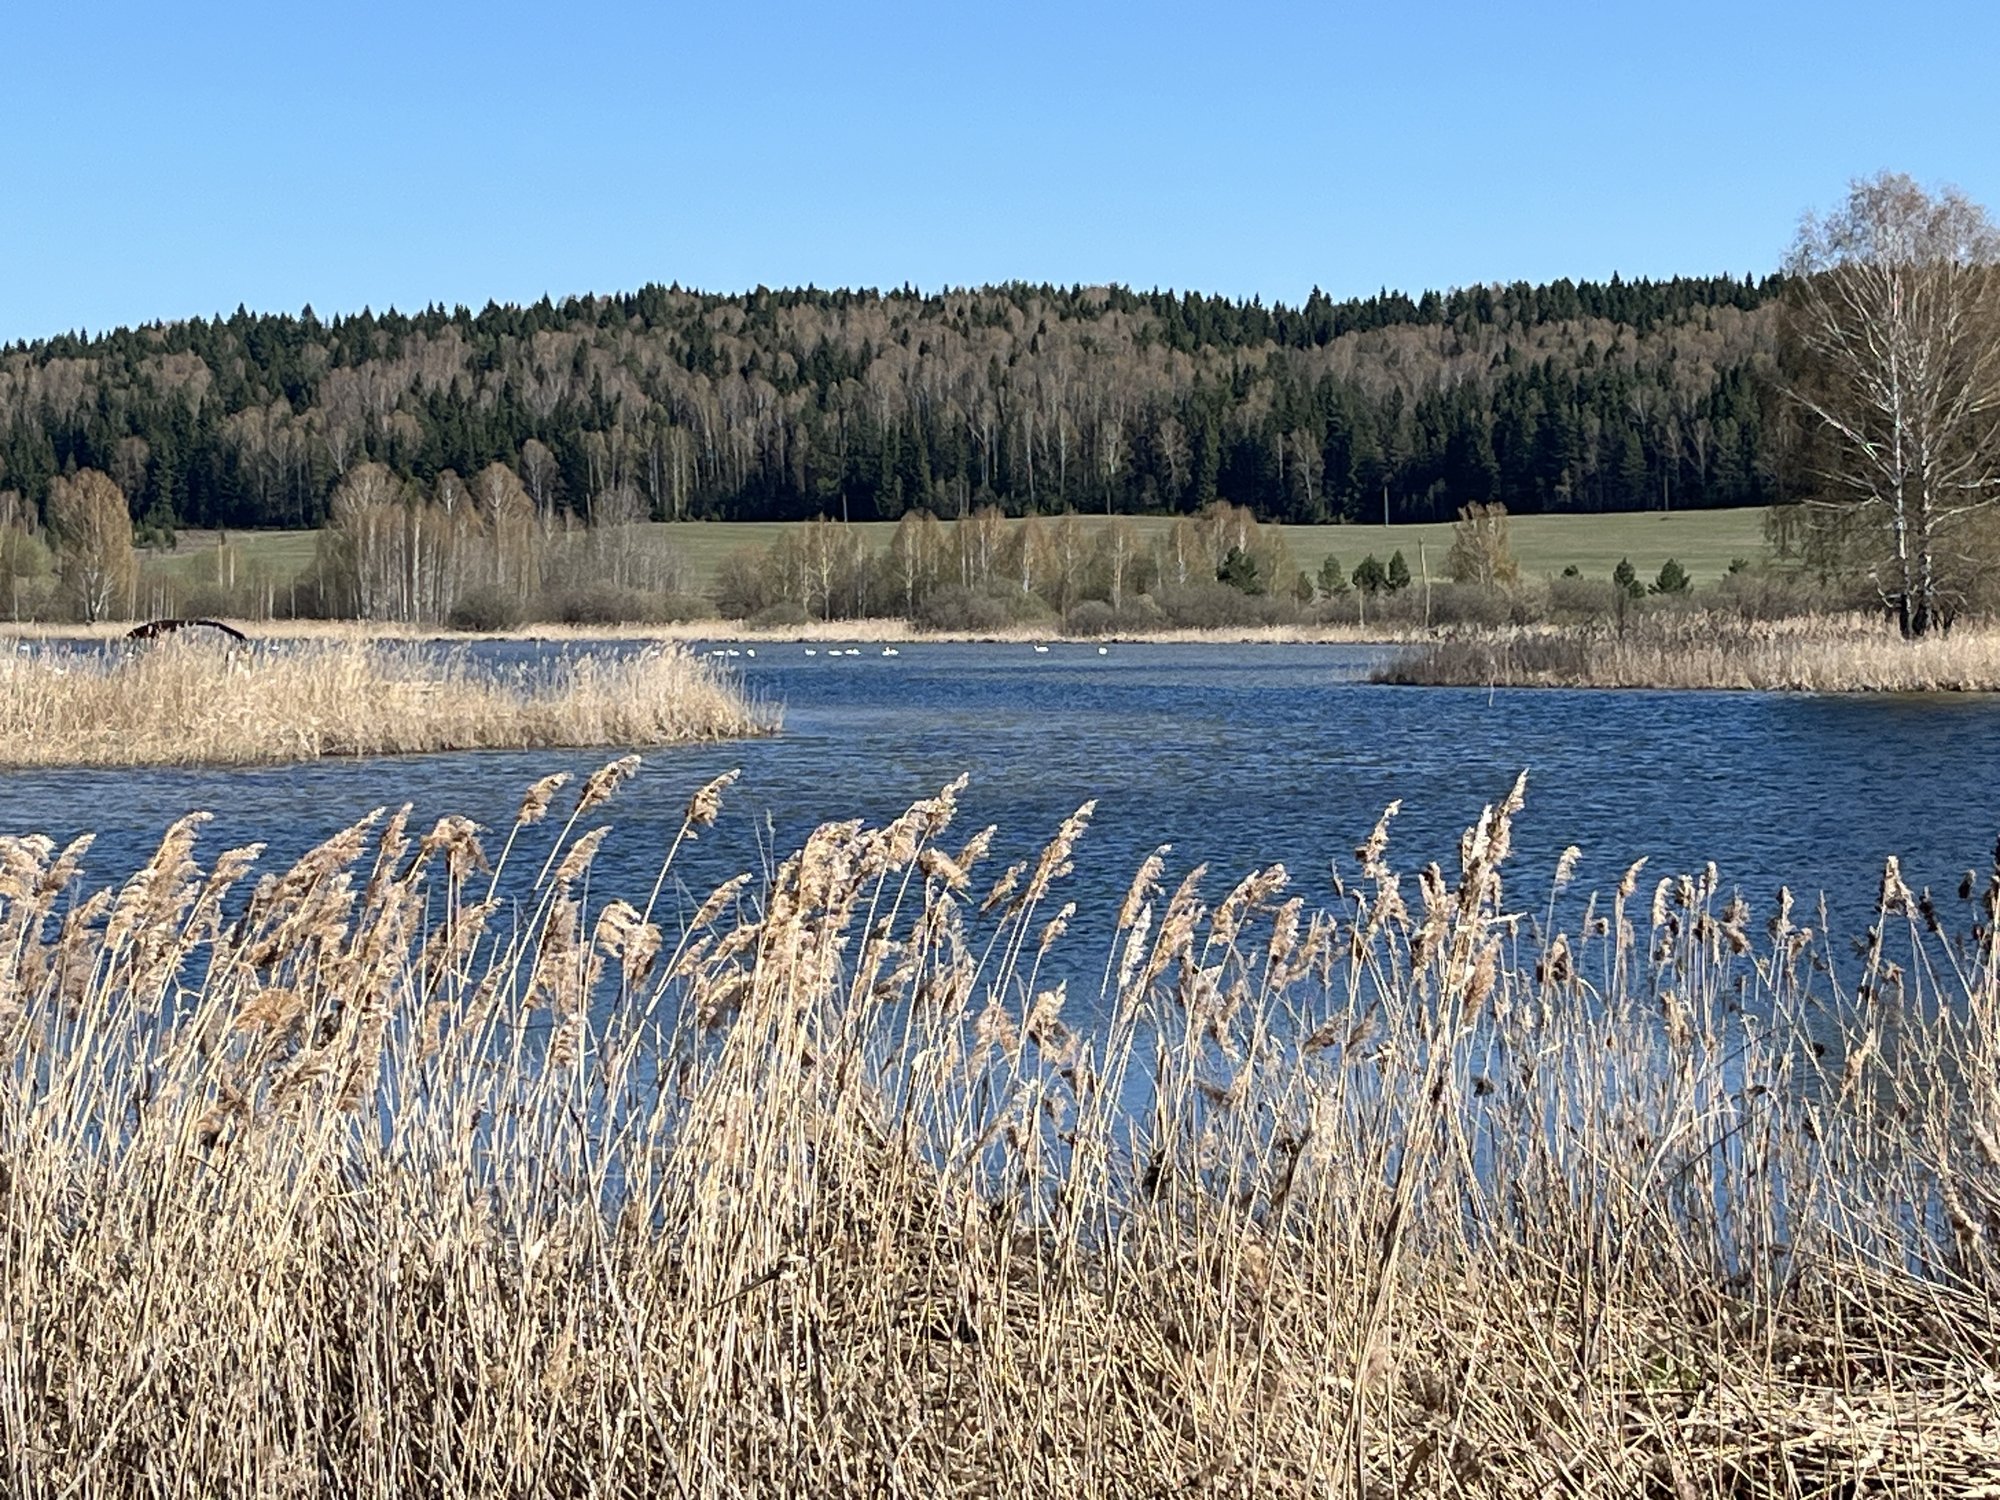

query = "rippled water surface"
[8,640,2000,1013]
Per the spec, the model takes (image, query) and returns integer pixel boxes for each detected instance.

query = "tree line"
[0,276,1782,538]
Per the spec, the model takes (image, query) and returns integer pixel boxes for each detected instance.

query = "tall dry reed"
[1,766,1999,1495]
[0,637,773,766]
[1378,611,2000,691]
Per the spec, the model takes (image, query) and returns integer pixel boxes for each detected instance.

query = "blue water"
[6,640,2000,1015]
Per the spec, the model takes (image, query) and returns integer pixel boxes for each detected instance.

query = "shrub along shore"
[0,637,773,767]
[1,769,1997,1494]
[1375,614,2000,692]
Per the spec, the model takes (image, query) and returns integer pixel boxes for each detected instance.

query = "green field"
[145,509,1775,599]
[144,529,324,584]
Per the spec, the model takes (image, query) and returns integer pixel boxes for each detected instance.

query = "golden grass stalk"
[4,771,2000,1494]
[0,638,773,767]
[1378,611,2000,692]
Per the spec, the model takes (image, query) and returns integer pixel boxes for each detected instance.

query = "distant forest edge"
[0,276,1782,534]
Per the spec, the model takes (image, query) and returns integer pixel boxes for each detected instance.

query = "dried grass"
[2,767,1999,1494]
[1378,612,2000,691]
[0,638,773,766]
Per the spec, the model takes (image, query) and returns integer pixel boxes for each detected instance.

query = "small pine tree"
[1386,549,1412,592]
[1292,569,1315,604]
[1652,558,1692,595]
[1317,554,1349,595]
[1216,545,1262,593]
[1352,554,1388,594]
[1613,557,1644,599]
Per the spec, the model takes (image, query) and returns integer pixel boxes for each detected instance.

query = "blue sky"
[4,0,1996,343]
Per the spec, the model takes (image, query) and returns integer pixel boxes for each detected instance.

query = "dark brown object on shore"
[125,618,251,644]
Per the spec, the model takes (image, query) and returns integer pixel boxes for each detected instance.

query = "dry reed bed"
[3,766,2000,1495]
[1378,612,2000,692]
[0,638,773,766]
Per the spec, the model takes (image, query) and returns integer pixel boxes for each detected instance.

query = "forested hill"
[0,276,1782,532]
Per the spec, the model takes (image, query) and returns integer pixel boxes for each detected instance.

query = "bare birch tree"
[48,469,135,622]
[1784,173,2000,635]
[1446,502,1520,587]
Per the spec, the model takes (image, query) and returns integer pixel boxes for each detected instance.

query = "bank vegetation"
[1376,614,2000,692]
[1,769,1998,1493]
[0,637,770,767]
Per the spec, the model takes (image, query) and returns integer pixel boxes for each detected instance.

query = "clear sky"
[4,0,1996,343]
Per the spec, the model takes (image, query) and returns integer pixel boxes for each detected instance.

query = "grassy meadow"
[0,638,772,766]
[2,767,1997,1495]
[142,507,1775,606]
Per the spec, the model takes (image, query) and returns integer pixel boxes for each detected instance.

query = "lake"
[7,640,2000,1019]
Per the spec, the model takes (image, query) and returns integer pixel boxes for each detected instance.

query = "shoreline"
[1,617,1410,647]
[16,614,2000,696]
[1372,616,2000,694]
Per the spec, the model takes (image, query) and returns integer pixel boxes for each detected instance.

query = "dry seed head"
[1024,983,1069,1048]
[593,900,643,952]
[209,843,266,890]
[1618,857,1648,902]
[1878,856,1915,916]
[954,825,996,877]
[1486,772,1528,865]
[684,873,752,935]
[554,826,612,886]
[1215,863,1288,949]
[1536,932,1573,988]
[1769,885,1796,942]
[231,985,306,1036]
[926,773,970,833]
[981,861,1026,915]
[919,846,970,891]
[1553,845,1582,893]
[367,804,414,887]
[1117,845,1172,931]
[39,833,95,899]
[1465,937,1500,1011]
[668,932,714,981]
[1266,896,1304,977]
[1365,875,1407,937]
[1356,801,1402,877]
[708,919,763,965]
[1037,901,1075,955]
[0,839,49,903]
[515,772,571,827]
[300,811,382,884]
[578,754,642,814]
[686,768,740,831]
[1023,800,1096,907]
[973,999,1019,1057]
[1117,904,1154,993]
[421,815,489,882]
